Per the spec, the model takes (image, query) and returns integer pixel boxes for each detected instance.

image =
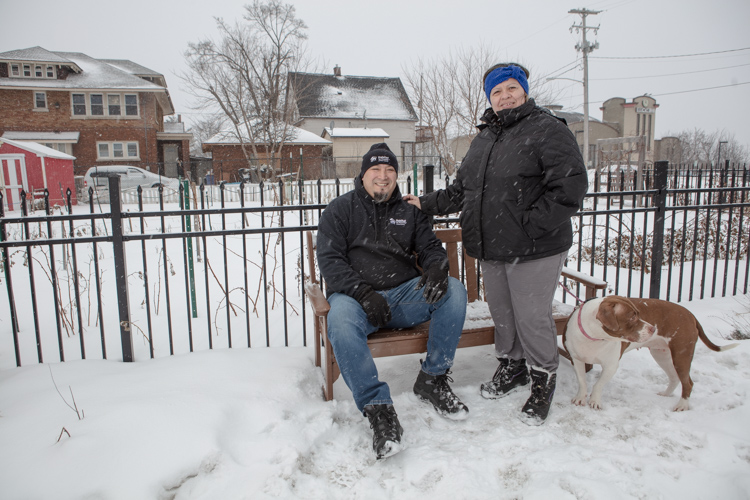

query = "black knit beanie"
[361,143,398,177]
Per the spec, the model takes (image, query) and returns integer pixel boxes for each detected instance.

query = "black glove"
[356,288,392,327]
[415,262,449,304]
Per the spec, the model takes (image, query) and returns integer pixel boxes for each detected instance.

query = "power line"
[563,81,750,110]
[591,63,750,81]
[541,59,581,80]
[651,81,750,97]
[504,15,571,49]
[591,47,750,60]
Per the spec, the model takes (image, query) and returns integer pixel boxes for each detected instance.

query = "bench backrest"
[306,228,481,302]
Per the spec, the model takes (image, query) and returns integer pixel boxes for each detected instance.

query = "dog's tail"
[697,320,739,352]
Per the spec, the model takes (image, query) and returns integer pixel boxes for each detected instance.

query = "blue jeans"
[327,277,467,413]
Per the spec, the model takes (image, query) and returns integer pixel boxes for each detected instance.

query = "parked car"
[81,165,178,201]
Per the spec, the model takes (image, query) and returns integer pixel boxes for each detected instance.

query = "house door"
[163,145,179,178]
[0,155,28,212]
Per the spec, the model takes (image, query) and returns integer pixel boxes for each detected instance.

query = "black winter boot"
[480,357,529,399]
[520,367,556,426]
[413,370,469,420]
[364,404,404,459]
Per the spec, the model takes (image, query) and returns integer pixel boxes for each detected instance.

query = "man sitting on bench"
[316,143,469,460]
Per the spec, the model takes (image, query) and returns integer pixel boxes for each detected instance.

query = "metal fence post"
[423,164,434,194]
[649,161,668,299]
[0,194,21,365]
[108,175,134,361]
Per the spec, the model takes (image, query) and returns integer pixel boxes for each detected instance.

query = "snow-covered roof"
[99,59,167,87]
[0,46,77,69]
[0,137,76,160]
[0,47,173,114]
[289,71,417,122]
[2,131,80,142]
[205,125,331,145]
[323,127,389,138]
[548,109,601,125]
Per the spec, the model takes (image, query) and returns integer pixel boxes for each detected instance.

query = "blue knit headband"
[484,65,529,102]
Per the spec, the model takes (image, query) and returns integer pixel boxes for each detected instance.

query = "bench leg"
[323,332,339,401]
[318,315,341,401]
[314,317,322,368]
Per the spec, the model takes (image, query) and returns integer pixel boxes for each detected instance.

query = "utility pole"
[569,8,600,169]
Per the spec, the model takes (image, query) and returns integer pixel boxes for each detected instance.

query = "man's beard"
[373,191,390,203]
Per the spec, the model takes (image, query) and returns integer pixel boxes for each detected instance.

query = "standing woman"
[404,63,588,425]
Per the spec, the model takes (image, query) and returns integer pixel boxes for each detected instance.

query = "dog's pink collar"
[577,302,603,342]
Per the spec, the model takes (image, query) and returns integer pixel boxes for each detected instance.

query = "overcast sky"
[2,0,749,149]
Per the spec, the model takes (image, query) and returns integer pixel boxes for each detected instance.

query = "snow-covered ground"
[1,295,749,499]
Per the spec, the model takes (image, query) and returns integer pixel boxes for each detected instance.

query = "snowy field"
[0,294,749,499]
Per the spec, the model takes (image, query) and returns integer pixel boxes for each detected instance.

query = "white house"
[287,66,417,166]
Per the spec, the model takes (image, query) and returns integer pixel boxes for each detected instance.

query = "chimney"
[334,65,341,77]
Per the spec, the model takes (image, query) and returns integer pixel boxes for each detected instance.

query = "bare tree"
[403,42,561,175]
[187,114,227,157]
[669,128,749,166]
[181,0,319,174]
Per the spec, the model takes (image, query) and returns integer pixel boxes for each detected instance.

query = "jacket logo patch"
[389,218,407,226]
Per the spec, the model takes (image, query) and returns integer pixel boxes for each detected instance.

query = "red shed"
[0,138,77,212]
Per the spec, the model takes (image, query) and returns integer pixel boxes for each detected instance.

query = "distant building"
[287,66,417,165]
[0,46,190,177]
[202,126,331,182]
[0,137,77,210]
[321,127,389,178]
[547,105,620,166]
[546,95,661,168]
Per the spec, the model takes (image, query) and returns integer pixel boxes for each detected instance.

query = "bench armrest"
[560,266,607,301]
[305,282,330,317]
[561,267,607,289]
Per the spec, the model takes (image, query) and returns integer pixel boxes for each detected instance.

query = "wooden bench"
[305,228,607,401]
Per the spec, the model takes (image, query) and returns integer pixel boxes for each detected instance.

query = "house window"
[34,92,47,109]
[72,94,87,115]
[90,94,104,115]
[125,95,138,116]
[97,141,140,160]
[108,95,121,115]
[44,143,71,155]
[10,62,55,78]
[71,93,140,118]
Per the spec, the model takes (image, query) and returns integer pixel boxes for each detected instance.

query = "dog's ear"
[596,300,620,331]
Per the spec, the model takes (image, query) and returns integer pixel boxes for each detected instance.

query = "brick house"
[202,126,331,182]
[0,46,190,178]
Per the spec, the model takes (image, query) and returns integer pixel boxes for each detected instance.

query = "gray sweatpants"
[481,251,567,372]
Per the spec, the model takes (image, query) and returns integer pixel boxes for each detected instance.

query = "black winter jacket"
[317,176,448,299]
[420,98,588,262]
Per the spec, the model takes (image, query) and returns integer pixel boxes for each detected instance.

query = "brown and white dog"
[563,295,738,411]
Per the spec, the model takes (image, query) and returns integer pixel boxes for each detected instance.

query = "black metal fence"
[1,162,749,368]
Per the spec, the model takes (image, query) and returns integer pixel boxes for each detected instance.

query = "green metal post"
[183,180,198,318]
[413,162,418,195]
